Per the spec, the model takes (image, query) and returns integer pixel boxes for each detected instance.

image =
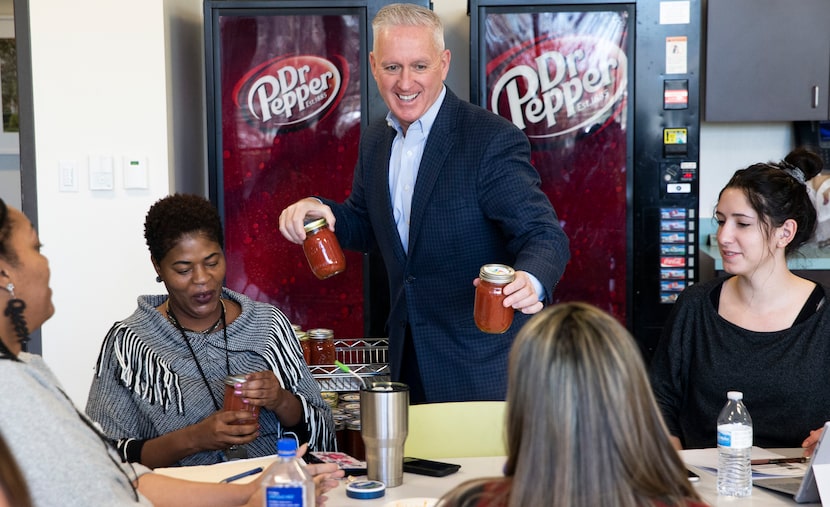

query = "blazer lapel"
[408,90,458,252]
[372,125,408,262]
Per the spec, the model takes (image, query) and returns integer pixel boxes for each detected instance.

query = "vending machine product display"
[470,0,701,358]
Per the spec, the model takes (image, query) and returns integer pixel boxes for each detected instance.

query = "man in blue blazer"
[279,3,569,403]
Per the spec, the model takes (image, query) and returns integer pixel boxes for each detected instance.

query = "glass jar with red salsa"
[474,264,516,334]
[303,217,346,280]
[308,328,337,365]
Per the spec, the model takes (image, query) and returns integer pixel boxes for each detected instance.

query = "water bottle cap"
[727,391,743,400]
[276,437,298,457]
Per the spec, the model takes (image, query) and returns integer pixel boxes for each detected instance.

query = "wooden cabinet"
[704,0,830,121]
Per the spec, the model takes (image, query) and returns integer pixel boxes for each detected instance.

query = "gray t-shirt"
[0,353,152,506]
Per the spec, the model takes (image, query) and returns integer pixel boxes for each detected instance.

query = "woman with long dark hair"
[651,147,830,452]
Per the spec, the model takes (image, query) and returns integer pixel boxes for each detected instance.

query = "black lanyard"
[167,299,230,411]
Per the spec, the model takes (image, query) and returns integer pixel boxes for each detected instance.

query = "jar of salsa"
[308,328,336,365]
[222,374,260,424]
[303,217,346,280]
[474,264,516,334]
[295,330,311,364]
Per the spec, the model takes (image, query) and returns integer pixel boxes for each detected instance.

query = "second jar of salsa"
[474,264,516,334]
[308,328,337,365]
[303,217,346,280]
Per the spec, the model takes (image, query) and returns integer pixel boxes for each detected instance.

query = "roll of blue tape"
[345,480,386,500]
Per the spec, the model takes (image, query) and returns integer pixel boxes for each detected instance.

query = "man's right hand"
[278,198,335,244]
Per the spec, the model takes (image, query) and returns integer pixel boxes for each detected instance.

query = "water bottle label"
[717,423,752,449]
[265,485,306,507]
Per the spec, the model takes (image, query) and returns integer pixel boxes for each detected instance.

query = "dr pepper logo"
[233,54,348,130]
[488,35,627,139]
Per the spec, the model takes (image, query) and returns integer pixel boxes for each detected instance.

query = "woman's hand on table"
[298,443,346,505]
[243,445,345,507]
[802,426,825,457]
[307,462,345,506]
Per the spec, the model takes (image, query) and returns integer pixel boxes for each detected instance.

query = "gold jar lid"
[303,217,328,233]
[307,328,334,340]
[479,264,516,284]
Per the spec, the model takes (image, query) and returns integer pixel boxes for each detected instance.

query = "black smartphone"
[403,457,461,477]
[687,468,700,482]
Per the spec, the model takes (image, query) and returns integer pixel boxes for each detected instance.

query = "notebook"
[753,421,830,503]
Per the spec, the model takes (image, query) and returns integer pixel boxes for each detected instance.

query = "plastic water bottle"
[261,438,314,507]
[717,391,753,497]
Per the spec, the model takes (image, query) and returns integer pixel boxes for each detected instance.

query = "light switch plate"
[89,155,114,191]
[58,159,78,192]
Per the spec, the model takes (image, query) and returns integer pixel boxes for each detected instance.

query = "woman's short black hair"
[144,194,224,262]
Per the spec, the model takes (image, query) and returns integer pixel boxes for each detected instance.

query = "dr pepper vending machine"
[470,0,702,359]
[203,0,427,338]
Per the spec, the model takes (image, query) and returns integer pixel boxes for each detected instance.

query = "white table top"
[155,455,505,506]
[155,452,820,506]
[681,449,820,507]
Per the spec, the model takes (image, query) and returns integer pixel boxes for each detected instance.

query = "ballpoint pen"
[219,466,264,483]
[750,457,808,465]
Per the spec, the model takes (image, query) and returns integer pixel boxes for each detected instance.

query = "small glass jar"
[222,374,260,424]
[295,331,311,364]
[474,264,516,334]
[308,328,336,365]
[303,217,347,280]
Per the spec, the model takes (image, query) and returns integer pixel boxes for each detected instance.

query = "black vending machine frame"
[469,0,701,360]
[203,0,430,337]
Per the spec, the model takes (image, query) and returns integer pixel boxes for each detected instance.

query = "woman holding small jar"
[86,194,335,468]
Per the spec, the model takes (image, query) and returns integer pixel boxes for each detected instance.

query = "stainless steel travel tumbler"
[360,381,409,487]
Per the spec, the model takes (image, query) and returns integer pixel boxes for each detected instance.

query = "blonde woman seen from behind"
[441,302,706,507]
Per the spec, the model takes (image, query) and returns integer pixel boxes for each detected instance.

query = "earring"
[3,282,29,347]
[156,276,162,283]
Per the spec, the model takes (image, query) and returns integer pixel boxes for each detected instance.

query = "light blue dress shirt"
[387,87,446,253]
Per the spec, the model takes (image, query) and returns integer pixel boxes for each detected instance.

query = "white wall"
[30,1,176,406]
[29,0,793,408]
[698,123,793,216]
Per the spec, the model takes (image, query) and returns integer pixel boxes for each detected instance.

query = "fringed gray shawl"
[86,288,335,466]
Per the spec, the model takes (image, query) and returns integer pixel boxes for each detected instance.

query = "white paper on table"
[154,455,277,483]
[680,447,787,477]
[813,463,830,504]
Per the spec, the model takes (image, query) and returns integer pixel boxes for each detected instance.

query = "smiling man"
[279,3,570,404]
